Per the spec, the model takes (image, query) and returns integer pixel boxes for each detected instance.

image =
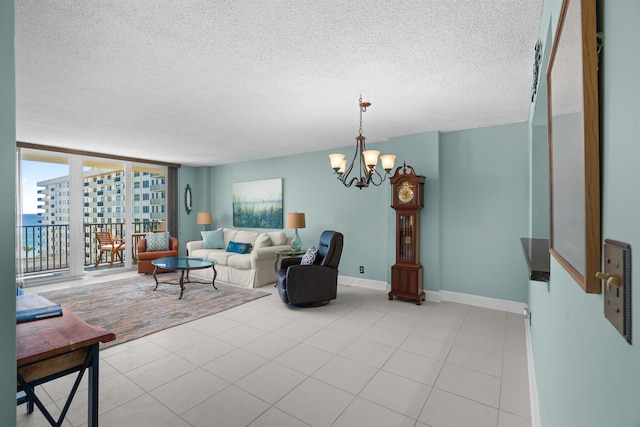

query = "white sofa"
[186,228,292,288]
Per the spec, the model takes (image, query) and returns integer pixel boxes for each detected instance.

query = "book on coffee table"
[16,294,62,323]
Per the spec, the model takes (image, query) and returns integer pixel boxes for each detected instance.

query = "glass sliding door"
[17,145,171,284]
[132,165,167,232]
[17,150,71,285]
[131,165,167,264]
[83,159,127,272]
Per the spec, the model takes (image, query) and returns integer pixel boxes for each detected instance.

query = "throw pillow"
[254,233,272,249]
[202,229,224,249]
[268,231,287,245]
[227,241,252,254]
[300,246,318,265]
[235,230,259,246]
[146,232,169,251]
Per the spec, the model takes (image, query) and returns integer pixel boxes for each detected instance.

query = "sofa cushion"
[190,249,233,266]
[223,228,238,248]
[227,241,252,254]
[201,229,224,249]
[268,231,287,246]
[146,232,169,251]
[254,233,272,249]
[300,246,318,265]
[235,230,259,246]
[227,254,252,270]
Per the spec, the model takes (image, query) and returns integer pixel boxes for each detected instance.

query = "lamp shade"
[329,153,345,170]
[196,212,212,225]
[379,154,396,171]
[362,150,380,168]
[286,212,306,229]
[156,220,166,232]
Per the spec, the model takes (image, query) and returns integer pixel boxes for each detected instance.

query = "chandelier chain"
[359,95,364,136]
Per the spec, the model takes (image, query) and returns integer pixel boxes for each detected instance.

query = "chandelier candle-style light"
[329,96,396,189]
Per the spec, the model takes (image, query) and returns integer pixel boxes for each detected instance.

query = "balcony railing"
[20,224,70,274]
[18,221,161,278]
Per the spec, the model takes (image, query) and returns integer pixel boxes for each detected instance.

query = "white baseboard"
[432,290,528,314]
[524,312,541,427]
[338,275,387,291]
[339,276,527,314]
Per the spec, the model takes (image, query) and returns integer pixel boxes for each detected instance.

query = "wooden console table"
[17,305,115,426]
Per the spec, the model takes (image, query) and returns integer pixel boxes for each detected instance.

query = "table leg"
[88,344,99,427]
[211,265,218,290]
[17,343,99,427]
[274,254,282,287]
[153,265,159,291]
[17,375,55,425]
[274,254,281,275]
[179,269,186,299]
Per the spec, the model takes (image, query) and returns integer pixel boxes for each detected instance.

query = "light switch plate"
[602,239,631,344]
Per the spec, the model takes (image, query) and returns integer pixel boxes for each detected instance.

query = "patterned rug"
[39,273,269,349]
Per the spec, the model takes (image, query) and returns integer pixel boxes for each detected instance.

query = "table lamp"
[286,212,306,251]
[197,212,212,231]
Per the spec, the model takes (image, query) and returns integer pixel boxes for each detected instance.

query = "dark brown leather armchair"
[277,230,343,306]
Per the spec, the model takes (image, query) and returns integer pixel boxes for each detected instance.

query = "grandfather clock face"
[396,180,415,204]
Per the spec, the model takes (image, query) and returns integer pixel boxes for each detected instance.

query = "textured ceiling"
[15,0,543,167]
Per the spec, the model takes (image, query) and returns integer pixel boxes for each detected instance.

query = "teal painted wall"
[529,1,640,426]
[178,166,210,255]
[440,123,530,303]
[180,124,530,304]
[202,133,441,282]
[0,1,16,424]
[530,124,549,238]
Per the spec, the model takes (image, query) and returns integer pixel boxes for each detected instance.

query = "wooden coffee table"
[151,257,218,299]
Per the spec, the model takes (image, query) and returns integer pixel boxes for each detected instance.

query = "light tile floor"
[17,273,531,427]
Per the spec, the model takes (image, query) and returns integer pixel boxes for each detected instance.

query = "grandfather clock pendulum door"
[389,163,425,305]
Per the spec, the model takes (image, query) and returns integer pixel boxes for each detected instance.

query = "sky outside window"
[21,160,69,214]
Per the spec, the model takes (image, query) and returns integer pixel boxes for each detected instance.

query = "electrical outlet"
[359,266,364,274]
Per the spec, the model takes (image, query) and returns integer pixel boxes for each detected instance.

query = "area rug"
[39,273,269,349]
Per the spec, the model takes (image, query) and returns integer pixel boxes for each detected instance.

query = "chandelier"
[329,96,396,189]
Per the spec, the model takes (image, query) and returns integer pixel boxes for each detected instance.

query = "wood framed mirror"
[184,184,192,215]
[547,0,600,293]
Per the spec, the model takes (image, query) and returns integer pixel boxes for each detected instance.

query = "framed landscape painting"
[232,178,283,228]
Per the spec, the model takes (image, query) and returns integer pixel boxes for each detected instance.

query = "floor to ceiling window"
[82,158,128,273]
[17,145,170,286]
[17,150,71,284]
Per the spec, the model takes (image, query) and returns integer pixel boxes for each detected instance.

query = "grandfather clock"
[389,163,426,305]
